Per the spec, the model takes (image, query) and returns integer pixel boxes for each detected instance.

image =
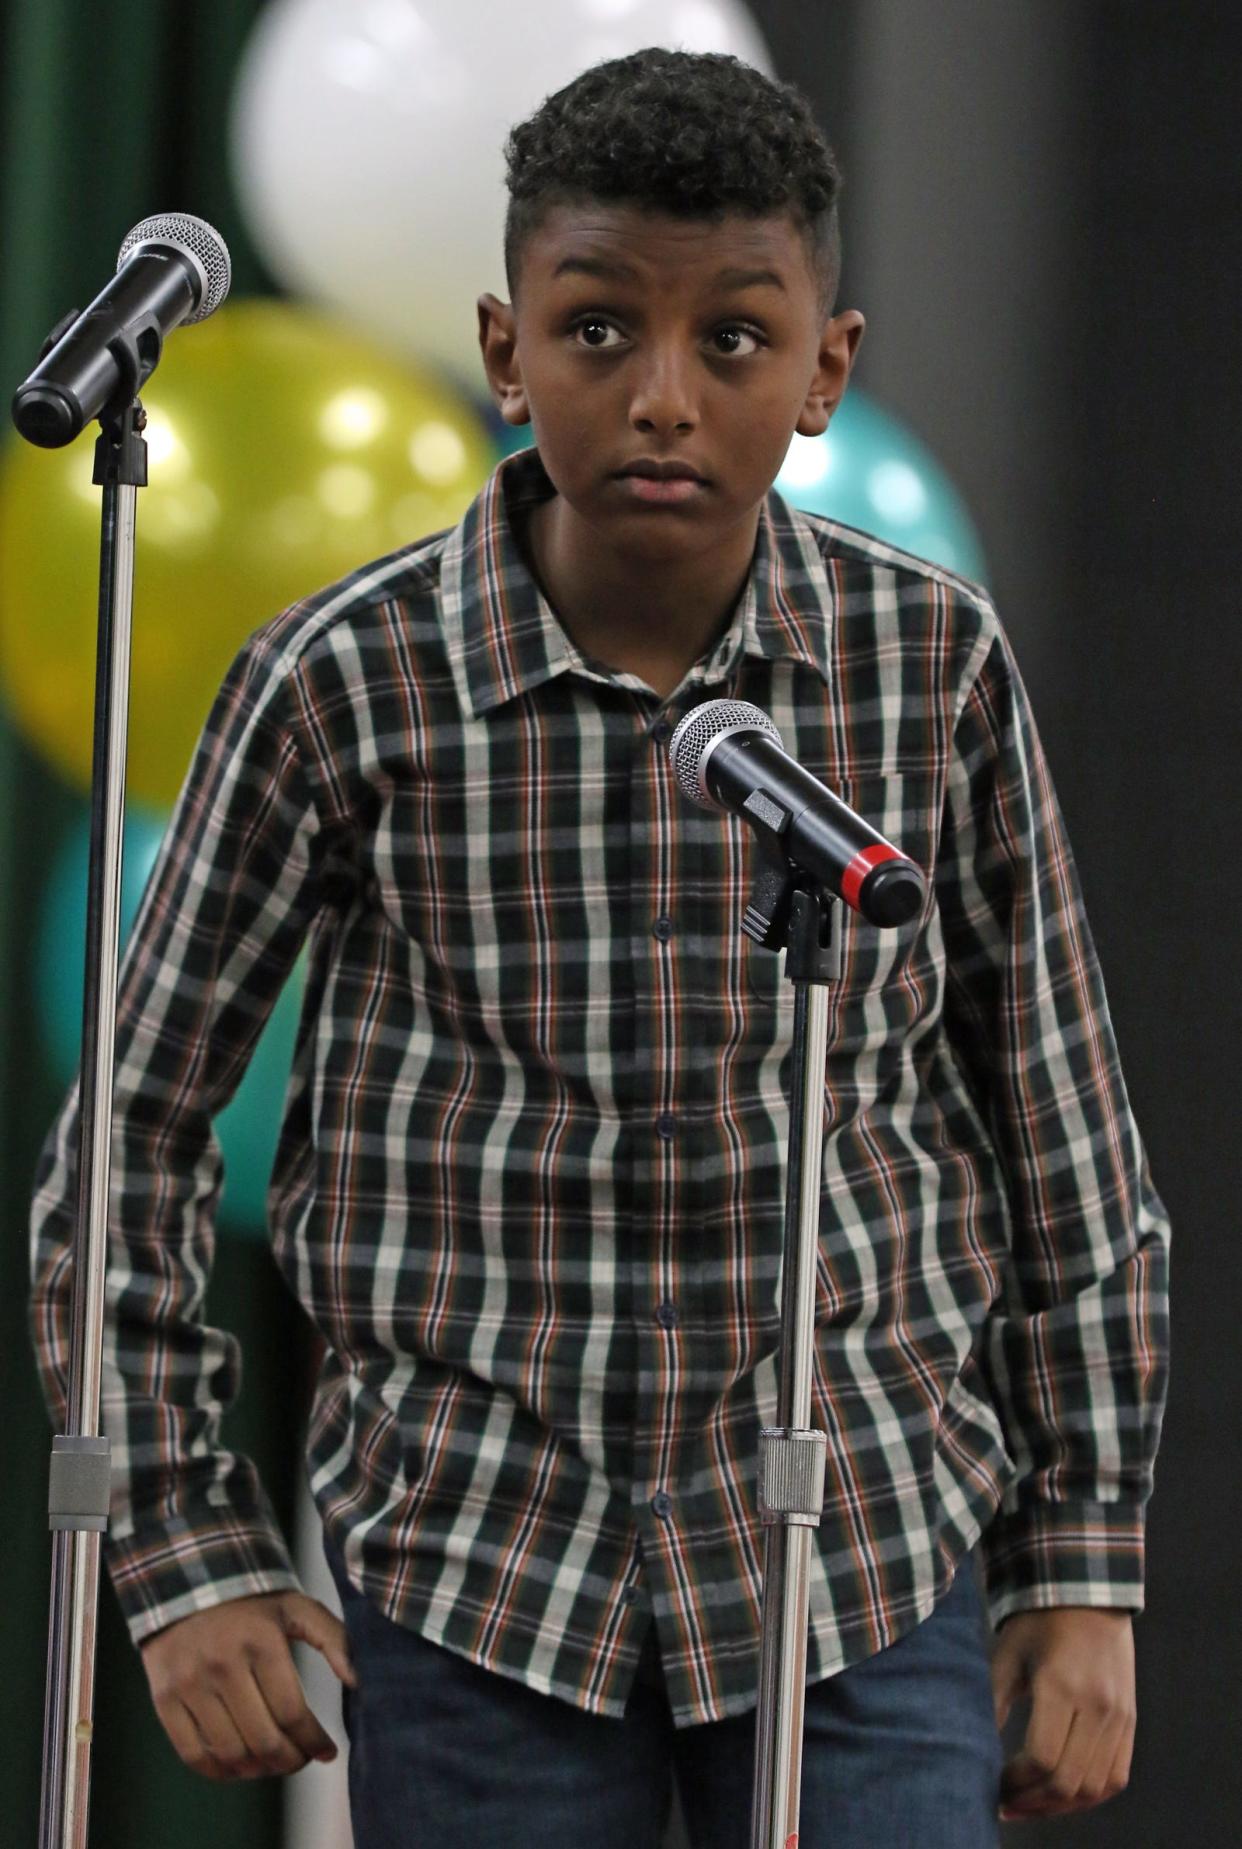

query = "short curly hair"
[503,48,843,319]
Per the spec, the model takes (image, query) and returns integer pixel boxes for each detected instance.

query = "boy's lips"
[616,458,707,482]
[614,474,708,505]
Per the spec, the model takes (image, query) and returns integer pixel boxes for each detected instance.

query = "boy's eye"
[568,316,763,357]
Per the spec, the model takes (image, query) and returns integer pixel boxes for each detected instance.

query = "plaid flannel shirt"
[29,445,1170,1724]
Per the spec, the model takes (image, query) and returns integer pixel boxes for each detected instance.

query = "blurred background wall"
[1,2,1236,1845]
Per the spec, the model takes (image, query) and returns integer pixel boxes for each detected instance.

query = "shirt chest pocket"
[744,772,939,1029]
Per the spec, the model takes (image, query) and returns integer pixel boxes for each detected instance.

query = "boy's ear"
[795,309,866,440]
[477,292,531,426]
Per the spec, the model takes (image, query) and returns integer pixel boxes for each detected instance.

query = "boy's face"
[478,203,864,552]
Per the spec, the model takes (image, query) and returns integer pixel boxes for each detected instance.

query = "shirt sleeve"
[935,608,1171,1628]
[29,631,326,1646]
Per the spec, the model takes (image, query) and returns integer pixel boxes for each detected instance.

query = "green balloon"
[487,386,986,580]
[35,808,304,1237]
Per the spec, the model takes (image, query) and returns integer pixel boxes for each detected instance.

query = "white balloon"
[230,0,774,394]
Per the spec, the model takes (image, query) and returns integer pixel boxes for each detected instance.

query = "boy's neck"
[521,492,761,702]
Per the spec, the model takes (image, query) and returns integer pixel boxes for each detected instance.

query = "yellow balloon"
[0,299,494,805]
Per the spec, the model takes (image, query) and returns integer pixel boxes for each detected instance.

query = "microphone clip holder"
[92,395,148,490]
[743,835,843,983]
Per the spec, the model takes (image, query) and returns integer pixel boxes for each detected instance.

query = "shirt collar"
[438,445,835,718]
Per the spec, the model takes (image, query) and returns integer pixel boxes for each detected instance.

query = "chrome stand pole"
[37,398,146,1849]
[749,887,837,1849]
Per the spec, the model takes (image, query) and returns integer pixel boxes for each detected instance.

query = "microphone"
[11,212,231,447]
[669,698,926,927]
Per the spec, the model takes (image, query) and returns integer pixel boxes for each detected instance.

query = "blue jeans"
[324,1538,1002,1848]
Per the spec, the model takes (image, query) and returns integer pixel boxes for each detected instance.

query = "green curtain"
[0,4,310,1844]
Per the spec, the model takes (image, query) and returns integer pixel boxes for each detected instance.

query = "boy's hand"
[991,1607,1135,1821]
[139,1590,358,1780]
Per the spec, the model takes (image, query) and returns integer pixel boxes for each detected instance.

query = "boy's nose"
[628,348,698,433]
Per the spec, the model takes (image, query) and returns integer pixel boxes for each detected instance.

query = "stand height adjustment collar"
[757,1427,827,1527]
[47,1435,112,1533]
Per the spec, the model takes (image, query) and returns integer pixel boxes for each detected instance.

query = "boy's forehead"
[526,201,810,288]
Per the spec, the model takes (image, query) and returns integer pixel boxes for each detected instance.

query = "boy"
[30,48,1169,1848]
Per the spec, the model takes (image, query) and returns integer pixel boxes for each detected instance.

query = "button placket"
[636,700,685,1585]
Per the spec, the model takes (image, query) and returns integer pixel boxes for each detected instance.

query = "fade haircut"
[502,48,843,321]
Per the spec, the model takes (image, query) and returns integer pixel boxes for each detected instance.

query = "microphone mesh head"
[117,213,232,322]
[668,698,783,808]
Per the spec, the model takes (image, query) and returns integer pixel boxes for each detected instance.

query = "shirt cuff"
[981,1495,1147,1630]
[103,1494,303,1647]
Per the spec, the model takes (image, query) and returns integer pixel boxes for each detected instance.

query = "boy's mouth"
[615,457,708,483]
[613,457,709,505]
[615,474,708,506]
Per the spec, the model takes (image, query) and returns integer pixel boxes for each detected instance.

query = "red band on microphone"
[840,842,903,911]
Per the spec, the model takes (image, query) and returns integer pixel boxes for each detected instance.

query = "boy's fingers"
[1001,1678,1074,1802]
[228,1667,314,1775]
[153,1693,222,1779]
[246,1664,331,1770]
[252,1632,337,1762]
[1003,1704,1112,1817]
[191,1690,254,1775]
[1078,1712,1130,1806]
[1106,1717,1135,1796]
[278,1594,358,1688]
[1041,1702,1107,1804]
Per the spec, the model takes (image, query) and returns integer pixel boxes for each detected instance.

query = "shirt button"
[651,718,673,745]
[651,1491,673,1520]
[621,1583,640,1604]
[652,915,673,942]
[655,1300,679,1329]
[654,1113,677,1140]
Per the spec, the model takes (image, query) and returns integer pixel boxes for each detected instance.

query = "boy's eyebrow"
[551,254,787,292]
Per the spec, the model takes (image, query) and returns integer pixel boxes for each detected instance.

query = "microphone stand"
[743,844,843,1849]
[23,311,149,1849]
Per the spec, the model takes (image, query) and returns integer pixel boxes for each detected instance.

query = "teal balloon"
[486,387,986,580]
[774,389,987,579]
[491,414,535,460]
[35,808,304,1237]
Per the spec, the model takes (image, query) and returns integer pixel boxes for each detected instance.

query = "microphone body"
[669,700,927,927]
[12,214,231,447]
